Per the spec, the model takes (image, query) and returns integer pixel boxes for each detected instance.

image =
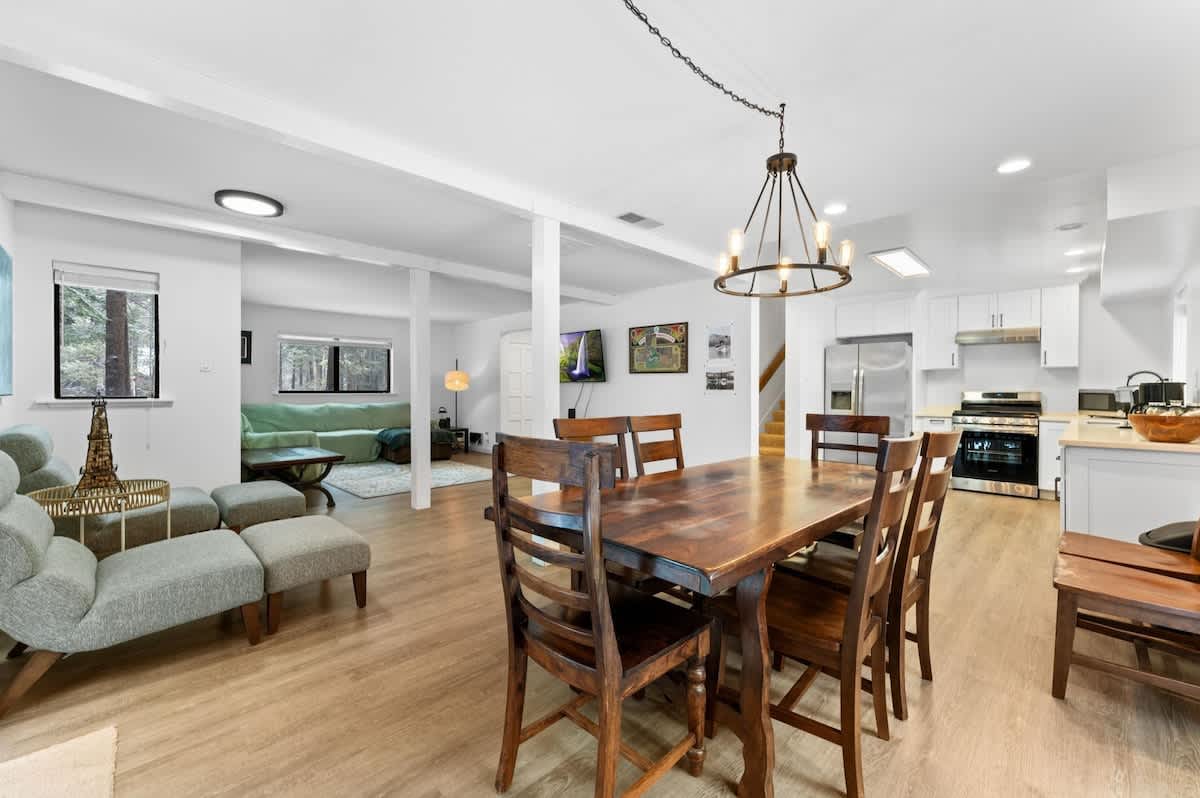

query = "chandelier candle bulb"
[728,229,745,256]
[813,220,832,262]
[719,252,732,275]
[778,257,792,294]
[838,240,856,268]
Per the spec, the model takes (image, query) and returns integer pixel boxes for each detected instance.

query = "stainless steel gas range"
[951,391,1041,499]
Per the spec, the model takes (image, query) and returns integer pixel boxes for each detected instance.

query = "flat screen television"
[559,329,606,383]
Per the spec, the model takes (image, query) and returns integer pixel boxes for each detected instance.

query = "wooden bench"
[1052,551,1200,703]
[1059,531,1200,583]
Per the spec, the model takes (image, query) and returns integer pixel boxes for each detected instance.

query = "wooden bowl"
[1128,413,1200,443]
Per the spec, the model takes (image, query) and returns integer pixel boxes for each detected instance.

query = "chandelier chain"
[621,0,782,121]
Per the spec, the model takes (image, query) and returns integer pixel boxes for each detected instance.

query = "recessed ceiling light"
[214,189,284,217]
[1056,222,1085,232]
[823,201,848,216]
[1065,265,1090,274]
[868,247,931,278]
[1064,247,1087,257]
[996,157,1032,175]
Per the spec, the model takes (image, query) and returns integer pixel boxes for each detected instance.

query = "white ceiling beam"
[0,19,715,276]
[0,172,620,305]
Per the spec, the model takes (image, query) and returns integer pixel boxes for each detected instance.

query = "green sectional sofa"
[240,402,453,465]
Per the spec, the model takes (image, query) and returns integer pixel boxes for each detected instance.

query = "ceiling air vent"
[617,211,663,230]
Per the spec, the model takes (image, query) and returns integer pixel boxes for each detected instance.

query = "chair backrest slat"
[629,413,684,476]
[807,413,890,462]
[492,434,622,683]
[554,417,633,481]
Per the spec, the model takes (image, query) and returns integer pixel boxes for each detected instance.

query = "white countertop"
[1059,418,1200,454]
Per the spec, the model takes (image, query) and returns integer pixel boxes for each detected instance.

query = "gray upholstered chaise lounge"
[0,452,265,717]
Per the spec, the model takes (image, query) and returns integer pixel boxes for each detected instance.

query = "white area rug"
[325,460,492,498]
[0,725,117,798]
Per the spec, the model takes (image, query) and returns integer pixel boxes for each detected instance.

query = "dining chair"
[628,414,684,476]
[803,413,891,550]
[490,434,711,797]
[706,435,921,798]
[553,416,634,481]
[778,430,961,720]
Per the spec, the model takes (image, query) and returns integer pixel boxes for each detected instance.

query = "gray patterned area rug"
[325,460,493,499]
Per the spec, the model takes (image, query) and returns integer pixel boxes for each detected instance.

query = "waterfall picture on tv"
[559,329,606,383]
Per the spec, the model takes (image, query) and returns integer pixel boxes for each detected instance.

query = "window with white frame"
[277,334,392,394]
[54,262,160,399]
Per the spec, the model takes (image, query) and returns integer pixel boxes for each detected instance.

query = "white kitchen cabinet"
[835,302,875,339]
[914,416,953,434]
[835,298,913,339]
[1038,420,1067,493]
[995,289,1041,329]
[957,293,995,331]
[874,298,912,335]
[1040,284,1080,368]
[922,296,960,370]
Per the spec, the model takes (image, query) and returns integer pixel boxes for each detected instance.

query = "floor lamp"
[444,360,469,429]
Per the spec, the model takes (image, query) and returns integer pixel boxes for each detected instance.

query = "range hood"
[954,326,1041,345]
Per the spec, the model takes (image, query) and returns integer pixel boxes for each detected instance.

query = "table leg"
[735,567,775,798]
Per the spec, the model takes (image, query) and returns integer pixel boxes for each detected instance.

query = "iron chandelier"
[622,1,855,298]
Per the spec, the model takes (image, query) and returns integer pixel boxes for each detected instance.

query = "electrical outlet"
[567,408,577,419]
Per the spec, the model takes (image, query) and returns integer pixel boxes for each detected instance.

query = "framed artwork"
[629,322,688,374]
[0,245,10,395]
[240,330,252,365]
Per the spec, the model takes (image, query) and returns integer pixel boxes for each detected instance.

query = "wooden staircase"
[760,399,786,456]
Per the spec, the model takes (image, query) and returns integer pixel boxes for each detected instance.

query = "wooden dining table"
[497,455,877,797]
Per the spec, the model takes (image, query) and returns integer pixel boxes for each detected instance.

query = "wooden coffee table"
[240,446,346,507]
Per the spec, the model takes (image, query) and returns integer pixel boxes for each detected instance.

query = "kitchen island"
[1060,418,1200,541]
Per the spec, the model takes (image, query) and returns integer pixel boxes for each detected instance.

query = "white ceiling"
[239,244,533,323]
[0,1,1199,314]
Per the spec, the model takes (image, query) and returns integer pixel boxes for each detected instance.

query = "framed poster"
[240,330,253,365]
[629,322,688,374]
[705,321,735,394]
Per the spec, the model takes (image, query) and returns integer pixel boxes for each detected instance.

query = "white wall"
[0,191,13,429]
[921,279,1171,412]
[453,278,758,468]
[4,205,242,490]
[784,297,836,457]
[240,301,457,413]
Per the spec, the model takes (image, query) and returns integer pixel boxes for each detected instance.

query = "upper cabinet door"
[995,289,1041,329]
[923,296,960,370]
[835,302,875,339]
[1041,284,1080,368]
[873,298,913,335]
[958,293,995,331]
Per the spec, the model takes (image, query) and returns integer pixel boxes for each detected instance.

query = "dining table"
[495,455,877,797]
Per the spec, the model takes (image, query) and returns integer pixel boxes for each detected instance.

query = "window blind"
[53,261,160,294]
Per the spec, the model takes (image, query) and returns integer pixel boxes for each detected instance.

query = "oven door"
[952,425,1038,486]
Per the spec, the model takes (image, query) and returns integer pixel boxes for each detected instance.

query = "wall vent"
[617,211,663,230]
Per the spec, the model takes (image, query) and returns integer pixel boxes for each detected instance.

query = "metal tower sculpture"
[74,394,122,494]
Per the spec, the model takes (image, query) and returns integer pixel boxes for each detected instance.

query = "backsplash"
[923,342,1078,412]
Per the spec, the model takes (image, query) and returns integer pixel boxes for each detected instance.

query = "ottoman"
[211,482,306,532]
[239,516,371,634]
[82,487,220,558]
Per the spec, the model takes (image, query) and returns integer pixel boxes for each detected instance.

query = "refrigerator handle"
[854,366,865,415]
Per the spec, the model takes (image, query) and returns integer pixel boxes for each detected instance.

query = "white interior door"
[500,330,534,436]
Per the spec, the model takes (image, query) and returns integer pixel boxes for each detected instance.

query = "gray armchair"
[0,452,265,718]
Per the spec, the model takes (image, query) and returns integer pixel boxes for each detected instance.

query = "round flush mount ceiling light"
[823,201,848,216]
[1064,247,1088,257]
[1065,265,1090,274]
[996,157,1032,175]
[214,189,284,217]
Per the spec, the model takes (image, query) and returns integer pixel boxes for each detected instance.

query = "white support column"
[530,216,561,494]
[409,268,432,509]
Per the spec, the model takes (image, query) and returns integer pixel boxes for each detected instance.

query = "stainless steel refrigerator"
[823,342,913,464]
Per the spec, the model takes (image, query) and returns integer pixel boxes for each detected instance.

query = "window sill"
[34,398,176,408]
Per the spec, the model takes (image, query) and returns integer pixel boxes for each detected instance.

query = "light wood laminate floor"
[1,454,1198,797]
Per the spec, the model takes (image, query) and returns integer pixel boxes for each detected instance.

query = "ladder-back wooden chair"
[491,434,711,797]
[553,416,634,481]
[707,435,921,798]
[780,430,961,719]
[628,414,684,476]
[807,413,890,462]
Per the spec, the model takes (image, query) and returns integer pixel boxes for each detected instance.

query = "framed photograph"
[240,330,252,365]
[706,322,732,361]
[705,367,735,392]
[629,322,688,374]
